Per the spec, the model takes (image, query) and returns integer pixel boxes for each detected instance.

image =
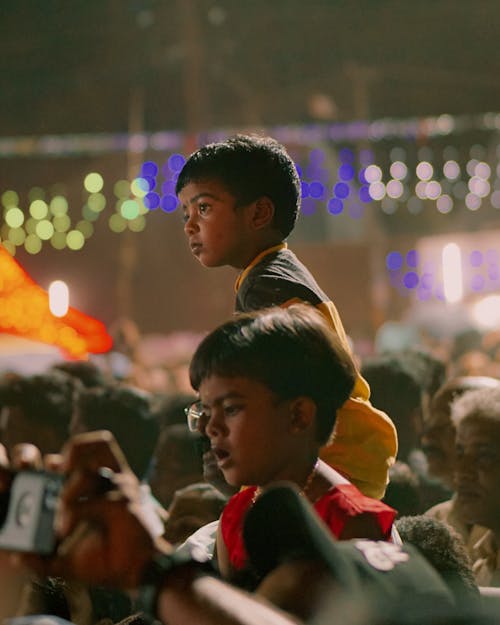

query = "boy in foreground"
[177,134,397,499]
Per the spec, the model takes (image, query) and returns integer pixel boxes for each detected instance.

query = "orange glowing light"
[0,244,112,358]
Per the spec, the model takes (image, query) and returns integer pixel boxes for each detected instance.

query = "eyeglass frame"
[184,401,205,432]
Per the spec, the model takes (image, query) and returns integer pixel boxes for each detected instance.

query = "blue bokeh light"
[168,154,186,173]
[327,198,344,215]
[309,148,326,165]
[470,250,483,267]
[162,180,177,195]
[300,181,310,198]
[471,275,485,291]
[406,249,419,268]
[160,194,178,213]
[338,163,355,182]
[358,186,371,203]
[386,251,403,271]
[144,192,160,210]
[358,168,368,184]
[339,148,355,163]
[141,161,159,177]
[143,176,156,191]
[309,181,325,199]
[301,198,316,215]
[403,272,419,289]
[334,182,350,199]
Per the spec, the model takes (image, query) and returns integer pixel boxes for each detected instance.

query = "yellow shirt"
[235,244,398,499]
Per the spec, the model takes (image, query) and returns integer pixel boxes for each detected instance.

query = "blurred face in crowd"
[420,421,456,489]
[454,416,500,533]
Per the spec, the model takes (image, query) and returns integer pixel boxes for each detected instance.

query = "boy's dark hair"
[189,304,356,444]
[175,134,301,238]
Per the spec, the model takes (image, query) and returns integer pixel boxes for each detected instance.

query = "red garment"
[221,484,397,571]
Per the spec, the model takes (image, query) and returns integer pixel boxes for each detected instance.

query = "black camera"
[0,470,63,555]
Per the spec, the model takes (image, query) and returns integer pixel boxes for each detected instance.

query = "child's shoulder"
[236,246,329,311]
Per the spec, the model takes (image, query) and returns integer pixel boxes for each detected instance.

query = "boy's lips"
[211,446,231,466]
[190,241,202,254]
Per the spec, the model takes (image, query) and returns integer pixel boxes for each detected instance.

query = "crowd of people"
[0,134,499,624]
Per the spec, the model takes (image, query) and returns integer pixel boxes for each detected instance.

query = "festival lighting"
[442,243,463,304]
[48,280,69,317]
[0,244,112,357]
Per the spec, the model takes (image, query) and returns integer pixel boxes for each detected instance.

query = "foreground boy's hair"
[189,304,356,444]
[175,134,301,238]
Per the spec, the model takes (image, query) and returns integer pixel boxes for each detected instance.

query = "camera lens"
[15,493,34,527]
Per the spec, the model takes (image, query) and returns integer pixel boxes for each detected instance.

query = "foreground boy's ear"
[250,196,275,230]
[289,397,316,433]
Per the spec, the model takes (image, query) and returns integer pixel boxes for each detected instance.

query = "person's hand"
[50,430,172,589]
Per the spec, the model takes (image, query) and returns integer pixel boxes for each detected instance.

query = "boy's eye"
[198,203,210,215]
[223,404,242,417]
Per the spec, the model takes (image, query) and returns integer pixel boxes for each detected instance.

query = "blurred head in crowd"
[421,376,500,489]
[51,359,107,388]
[72,383,158,480]
[0,369,80,454]
[452,386,500,534]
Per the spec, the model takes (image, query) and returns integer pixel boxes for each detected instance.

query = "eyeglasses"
[184,401,205,432]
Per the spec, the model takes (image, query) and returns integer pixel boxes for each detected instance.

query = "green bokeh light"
[24,234,42,254]
[109,213,126,232]
[84,172,104,193]
[36,220,55,240]
[53,214,71,232]
[29,199,49,220]
[25,218,37,235]
[8,227,26,246]
[87,192,106,212]
[28,187,45,202]
[1,190,19,208]
[82,205,100,222]
[76,220,94,239]
[130,178,148,198]
[114,180,130,199]
[51,232,67,250]
[66,230,85,250]
[128,215,146,232]
[50,196,69,216]
[120,199,140,220]
[5,207,25,228]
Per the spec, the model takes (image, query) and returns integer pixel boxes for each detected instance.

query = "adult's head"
[0,369,80,454]
[421,376,500,488]
[72,383,158,479]
[452,386,500,534]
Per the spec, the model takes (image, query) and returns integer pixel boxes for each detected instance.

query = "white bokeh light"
[48,280,69,317]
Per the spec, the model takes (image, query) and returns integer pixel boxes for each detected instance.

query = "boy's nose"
[183,213,199,235]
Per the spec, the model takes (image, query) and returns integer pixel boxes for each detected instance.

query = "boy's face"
[179,179,254,269]
[196,374,297,488]
[454,416,500,531]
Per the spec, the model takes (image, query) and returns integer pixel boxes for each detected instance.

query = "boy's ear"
[250,196,275,230]
[289,397,317,433]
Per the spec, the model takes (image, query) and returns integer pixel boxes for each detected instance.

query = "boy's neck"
[235,235,285,270]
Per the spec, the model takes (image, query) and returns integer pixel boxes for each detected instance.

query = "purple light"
[144,192,160,210]
[470,250,483,267]
[471,274,485,291]
[301,181,310,198]
[358,186,371,203]
[403,272,419,289]
[309,148,325,165]
[485,248,499,263]
[162,180,176,195]
[334,182,350,199]
[338,163,355,181]
[420,273,433,289]
[386,251,403,271]
[168,154,186,172]
[488,266,499,280]
[339,148,355,163]
[327,198,344,215]
[160,194,178,213]
[406,249,419,268]
[309,181,325,199]
[143,176,156,191]
[141,161,158,177]
[417,288,432,301]
[295,163,302,177]
[358,168,368,184]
